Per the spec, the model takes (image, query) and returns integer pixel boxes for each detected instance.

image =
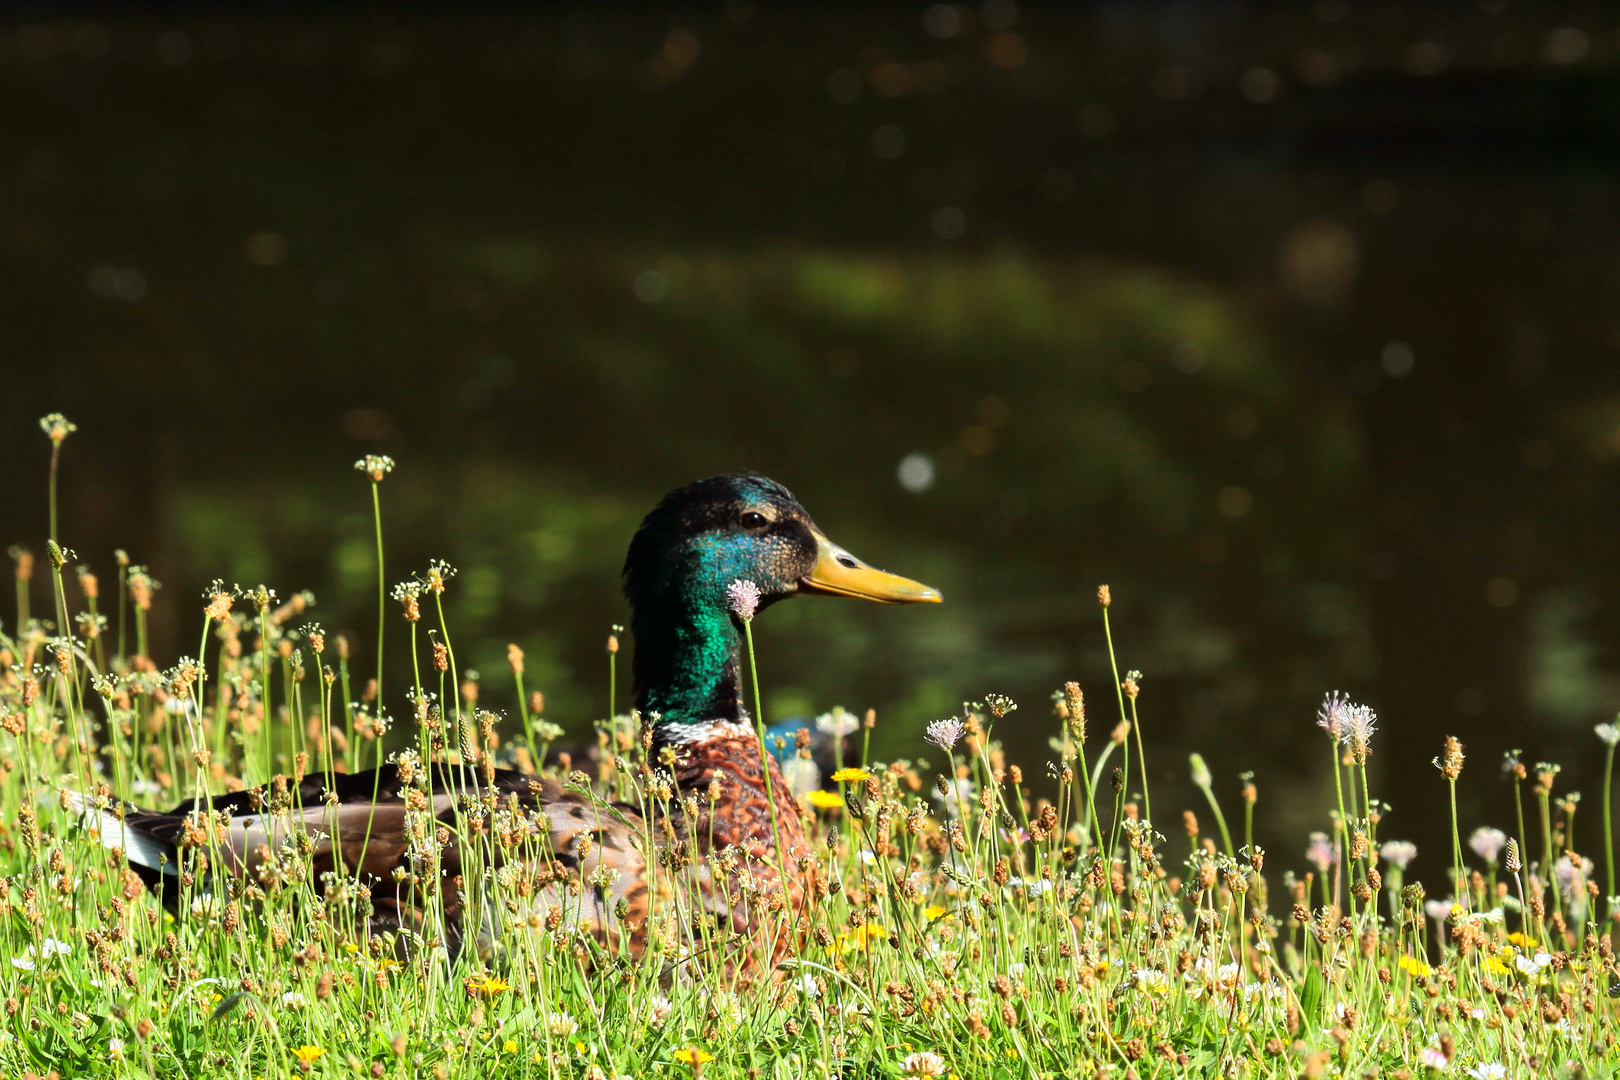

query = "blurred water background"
[4,1,1620,878]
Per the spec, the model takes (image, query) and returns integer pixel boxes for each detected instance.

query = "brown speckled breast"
[668,726,811,926]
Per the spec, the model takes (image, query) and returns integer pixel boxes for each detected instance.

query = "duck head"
[623,474,940,739]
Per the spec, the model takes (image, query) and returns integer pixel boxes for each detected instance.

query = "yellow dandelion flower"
[806,790,844,811]
[1507,932,1537,948]
[1398,956,1432,978]
[923,905,949,922]
[470,975,511,996]
[290,1045,325,1064]
[1483,957,1510,976]
[831,767,872,783]
[837,922,887,952]
[674,1046,715,1066]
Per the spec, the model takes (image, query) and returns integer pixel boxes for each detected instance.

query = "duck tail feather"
[62,789,181,886]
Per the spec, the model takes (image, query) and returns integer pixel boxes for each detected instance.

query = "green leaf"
[1300,963,1326,1021]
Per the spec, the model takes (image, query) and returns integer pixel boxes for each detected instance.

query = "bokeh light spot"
[1544,27,1590,66]
[898,453,936,493]
[632,270,668,304]
[1380,341,1415,379]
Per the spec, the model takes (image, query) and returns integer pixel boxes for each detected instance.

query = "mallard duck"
[84,474,939,961]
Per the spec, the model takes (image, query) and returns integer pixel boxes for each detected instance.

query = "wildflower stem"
[15,564,29,645]
[1538,785,1560,915]
[1330,739,1354,923]
[434,595,460,726]
[371,480,385,714]
[47,440,61,545]
[338,638,355,773]
[1449,777,1467,914]
[513,656,535,769]
[85,591,104,676]
[1101,605,1147,822]
[1074,732,1102,856]
[1197,780,1234,860]
[47,546,89,804]
[115,558,126,664]
[317,646,334,794]
[1512,767,1529,899]
[740,617,792,922]
[1358,765,1374,849]
[1604,735,1617,923]
[259,602,273,781]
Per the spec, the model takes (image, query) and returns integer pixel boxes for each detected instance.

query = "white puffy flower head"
[1467,827,1507,864]
[726,579,761,621]
[1305,831,1337,873]
[899,1051,948,1077]
[925,717,965,751]
[1379,840,1417,870]
[815,707,860,739]
[1317,690,1352,739]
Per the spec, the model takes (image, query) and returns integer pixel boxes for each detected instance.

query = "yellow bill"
[799,531,942,604]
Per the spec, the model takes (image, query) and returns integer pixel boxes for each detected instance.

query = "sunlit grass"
[1,415,1616,1079]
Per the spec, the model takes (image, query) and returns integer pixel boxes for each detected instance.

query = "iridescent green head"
[623,474,940,736]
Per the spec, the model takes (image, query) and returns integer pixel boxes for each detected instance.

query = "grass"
[1,413,1617,1079]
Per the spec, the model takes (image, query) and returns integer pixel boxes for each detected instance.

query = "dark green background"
[4,2,1620,886]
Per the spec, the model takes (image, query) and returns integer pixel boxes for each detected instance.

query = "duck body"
[86,474,937,965]
[97,763,647,956]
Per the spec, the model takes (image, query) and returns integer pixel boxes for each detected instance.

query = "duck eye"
[740,511,768,530]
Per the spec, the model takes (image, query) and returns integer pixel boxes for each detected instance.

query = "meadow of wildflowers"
[1,414,1617,1079]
